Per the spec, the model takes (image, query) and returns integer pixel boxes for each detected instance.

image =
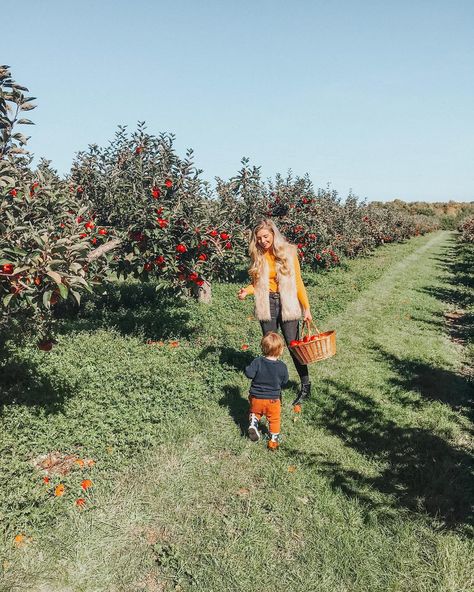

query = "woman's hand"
[303,309,313,323]
[238,288,248,301]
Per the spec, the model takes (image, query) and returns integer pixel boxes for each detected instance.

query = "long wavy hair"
[249,219,293,283]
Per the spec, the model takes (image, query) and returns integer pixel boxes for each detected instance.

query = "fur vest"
[254,246,303,322]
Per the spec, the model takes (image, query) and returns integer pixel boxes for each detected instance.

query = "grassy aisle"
[1,232,472,592]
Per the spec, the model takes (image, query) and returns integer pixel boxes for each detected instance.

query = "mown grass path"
[1,231,472,592]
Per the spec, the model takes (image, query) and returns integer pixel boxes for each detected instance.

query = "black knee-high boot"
[292,382,311,406]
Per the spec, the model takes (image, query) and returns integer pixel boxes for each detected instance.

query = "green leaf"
[12,132,29,145]
[43,290,52,309]
[6,247,27,256]
[70,276,89,288]
[58,283,68,299]
[70,290,81,306]
[46,270,62,285]
[49,258,67,267]
[2,293,13,307]
[11,266,29,274]
[17,119,34,125]
[20,102,36,111]
[70,244,88,253]
[69,263,82,273]
[9,147,28,154]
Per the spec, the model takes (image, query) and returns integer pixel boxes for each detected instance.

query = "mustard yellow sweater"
[244,251,310,311]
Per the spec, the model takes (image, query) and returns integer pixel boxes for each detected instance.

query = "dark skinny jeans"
[259,293,310,385]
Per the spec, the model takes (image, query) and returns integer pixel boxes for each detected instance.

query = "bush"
[70,124,248,292]
[0,66,108,344]
[458,217,474,243]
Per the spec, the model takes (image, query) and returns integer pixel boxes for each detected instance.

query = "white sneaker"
[248,414,260,442]
[268,432,280,450]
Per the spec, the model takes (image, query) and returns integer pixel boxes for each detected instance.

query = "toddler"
[245,331,289,450]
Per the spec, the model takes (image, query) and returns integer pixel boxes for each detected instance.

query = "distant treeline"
[371,200,474,229]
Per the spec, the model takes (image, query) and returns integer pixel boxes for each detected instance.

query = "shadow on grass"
[198,345,255,371]
[289,239,474,531]
[371,347,473,419]
[0,358,72,413]
[220,385,249,435]
[219,385,277,437]
[58,281,196,341]
[210,346,299,433]
[292,379,474,532]
[422,240,474,344]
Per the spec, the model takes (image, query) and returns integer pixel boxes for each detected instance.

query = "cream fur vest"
[254,246,303,322]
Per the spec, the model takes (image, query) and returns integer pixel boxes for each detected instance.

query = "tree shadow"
[212,345,298,434]
[199,345,299,390]
[219,385,249,435]
[198,345,255,371]
[370,347,473,419]
[420,241,473,344]
[295,239,474,531]
[58,281,196,341]
[297,380,474,532]
[231,266,252,284]
[219,385,276,437]
[0,358,72,415]
[409,312,445,330]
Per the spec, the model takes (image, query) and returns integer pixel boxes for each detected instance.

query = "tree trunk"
[192,280,212,304]
[87,238,122,262]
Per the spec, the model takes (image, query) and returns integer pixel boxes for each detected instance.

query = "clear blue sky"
[3,0,473,202]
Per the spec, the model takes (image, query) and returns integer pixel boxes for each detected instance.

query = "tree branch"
[87,237,122,262]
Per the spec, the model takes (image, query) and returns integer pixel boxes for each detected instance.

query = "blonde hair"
[248,219,293,283]
[261,332,284,357]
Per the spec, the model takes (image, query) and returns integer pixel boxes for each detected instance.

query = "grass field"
[1,231,472,592]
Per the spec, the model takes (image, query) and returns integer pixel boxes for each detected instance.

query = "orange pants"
[249,396,281,434]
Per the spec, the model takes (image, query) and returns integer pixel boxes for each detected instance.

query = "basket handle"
[301,319,321,338]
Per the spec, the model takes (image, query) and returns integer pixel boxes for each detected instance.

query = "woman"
[238,219,312,407]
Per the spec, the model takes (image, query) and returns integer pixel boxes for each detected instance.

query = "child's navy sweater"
[245,356,289,399]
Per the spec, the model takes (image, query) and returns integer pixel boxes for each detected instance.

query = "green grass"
[1,232,472,592]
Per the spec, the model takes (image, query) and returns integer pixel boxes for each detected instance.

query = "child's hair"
[261,332,284,358]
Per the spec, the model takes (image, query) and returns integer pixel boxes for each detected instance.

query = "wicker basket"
[290,321,336,365]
